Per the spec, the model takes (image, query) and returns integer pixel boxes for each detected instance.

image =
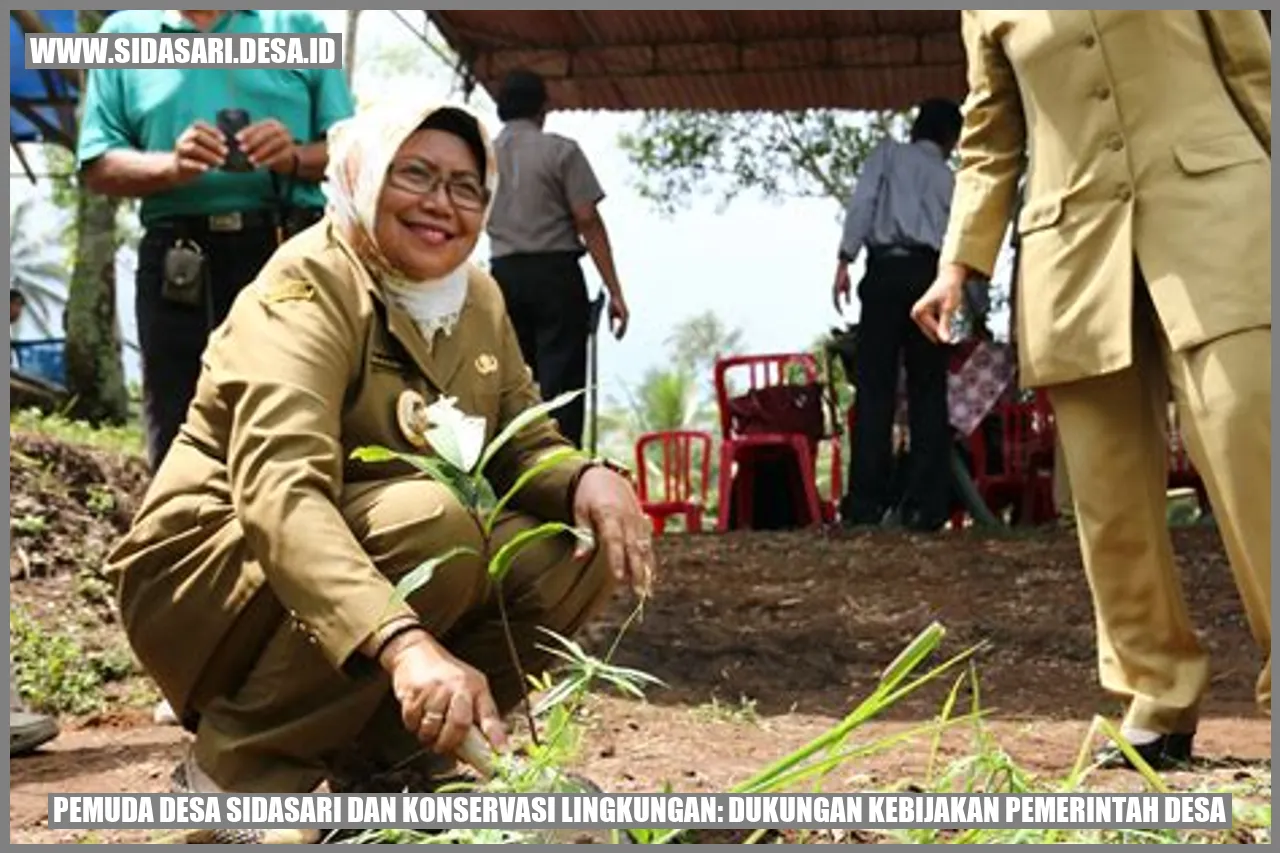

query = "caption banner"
[26,34,342,69]
[49,793,1231,830]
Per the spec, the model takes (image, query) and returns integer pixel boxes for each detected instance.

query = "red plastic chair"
[962,390,1057,526]
[713,353,842,531]
[634,430,713,535]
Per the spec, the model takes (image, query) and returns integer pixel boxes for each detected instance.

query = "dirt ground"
[8,432,1272,843]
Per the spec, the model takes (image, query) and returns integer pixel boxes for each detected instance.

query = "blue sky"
[10,10,1013,407]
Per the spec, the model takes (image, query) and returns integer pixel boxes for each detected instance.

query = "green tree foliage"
[618,109,910,215]
[665,310,745,380]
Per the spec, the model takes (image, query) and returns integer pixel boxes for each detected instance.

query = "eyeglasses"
[386,159,489,212]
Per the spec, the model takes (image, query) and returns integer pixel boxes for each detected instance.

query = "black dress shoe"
[1095,732,1194,771]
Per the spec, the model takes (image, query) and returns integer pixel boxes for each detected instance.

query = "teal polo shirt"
[76,10,353,228]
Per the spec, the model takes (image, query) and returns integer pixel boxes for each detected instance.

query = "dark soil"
[8,430,1270,843]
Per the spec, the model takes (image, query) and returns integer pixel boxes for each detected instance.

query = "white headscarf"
[323,99,499,345]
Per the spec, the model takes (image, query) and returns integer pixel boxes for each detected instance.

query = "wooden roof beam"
[473,33,959,82]
[568,11,630,110]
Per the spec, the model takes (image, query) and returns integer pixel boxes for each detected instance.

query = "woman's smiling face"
[374,128,487,280]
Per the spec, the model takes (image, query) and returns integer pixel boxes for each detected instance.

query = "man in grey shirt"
[487,70,630,448]
[832,99,963,532]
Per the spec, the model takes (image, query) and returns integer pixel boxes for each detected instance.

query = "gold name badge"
[475,353,499,376]
[396,390,431,449]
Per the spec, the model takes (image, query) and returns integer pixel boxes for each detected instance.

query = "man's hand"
[171,120,227,184]
[607,289,630,339]
[238,119,297,174]
[381,630,508,758]
[572,466,654,598]
[911,263,970,344]
[832,263,852,314]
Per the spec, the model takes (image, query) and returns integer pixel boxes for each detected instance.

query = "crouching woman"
[104,99,653,804]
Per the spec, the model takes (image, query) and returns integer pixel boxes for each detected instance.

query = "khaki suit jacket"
[941,10,1271,386]
[105,222,587,711]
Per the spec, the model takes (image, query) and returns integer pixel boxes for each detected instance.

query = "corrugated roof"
[428,10,967,112]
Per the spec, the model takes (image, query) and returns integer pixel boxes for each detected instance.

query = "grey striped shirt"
[838,138,955,264]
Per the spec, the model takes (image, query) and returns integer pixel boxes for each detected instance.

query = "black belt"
[149,207,324,236]
[868,245,939,262]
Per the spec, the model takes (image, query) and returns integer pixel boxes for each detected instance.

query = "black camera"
[216,108,252,172]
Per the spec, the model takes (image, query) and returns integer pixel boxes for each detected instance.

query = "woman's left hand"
[572,466,655,598]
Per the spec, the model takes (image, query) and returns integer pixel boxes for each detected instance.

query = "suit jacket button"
[1082,34,1097,48]
[1117,186,1133,202]
[1094,85,1111,101]
[1107,135,1125,152]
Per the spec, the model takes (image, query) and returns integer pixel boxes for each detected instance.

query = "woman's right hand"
[380,631,508,757]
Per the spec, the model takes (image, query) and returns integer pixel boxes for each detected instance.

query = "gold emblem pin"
[475,353,499,376]
[395,390,431,449]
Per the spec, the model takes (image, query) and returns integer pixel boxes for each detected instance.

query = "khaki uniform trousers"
[1048,284,1271,735]
[186,477,614,794]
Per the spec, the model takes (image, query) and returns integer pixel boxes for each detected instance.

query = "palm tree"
[9,194,68,340]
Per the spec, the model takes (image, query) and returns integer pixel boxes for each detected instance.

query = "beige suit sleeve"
[218,260,415,673]
[1200,10,1271,156]
[939,11,1027,277]
[485,307,589,523]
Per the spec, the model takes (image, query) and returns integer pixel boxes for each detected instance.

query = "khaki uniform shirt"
[487,119,605,258]
[105,221,588,711]
[942,10,1271,386]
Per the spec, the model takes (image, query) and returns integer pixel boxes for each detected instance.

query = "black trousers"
[489,252,590,448]
[135,226,279,472]
[844,250,952,530]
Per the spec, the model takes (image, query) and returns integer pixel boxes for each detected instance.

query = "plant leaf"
[392,546,478,603]
[477,389,585,474]
[878,620,945,690]
[472,477,499,516]
[350,445,398,464]
[484,447,584,535]
[352,445,482,511]
[488,522,590,586]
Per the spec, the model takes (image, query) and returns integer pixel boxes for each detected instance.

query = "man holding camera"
[77,9,354,471]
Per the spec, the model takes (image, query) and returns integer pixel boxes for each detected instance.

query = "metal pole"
[585,292,607,456]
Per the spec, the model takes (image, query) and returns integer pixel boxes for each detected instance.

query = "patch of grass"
[119,677,161,709]
[10,406,145,457]
[11,513,48,537]
[10,605,135,716]
[73,568,115,609]
[693,694,762,727]
[92,643,137,683]
[10,604,106,715]
[85,484,117,517]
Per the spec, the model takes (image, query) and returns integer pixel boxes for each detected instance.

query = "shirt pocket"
[1173,132,1267,176]
[1017,192,1065,236]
